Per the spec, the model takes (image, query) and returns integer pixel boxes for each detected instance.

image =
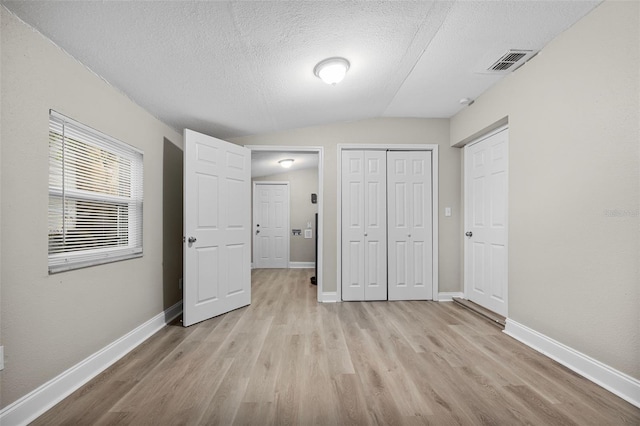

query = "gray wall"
[163,139,184,308]
[0,8,184,407]
[232,118,461,294]
[253,167,319,263]
[450,1,639,378]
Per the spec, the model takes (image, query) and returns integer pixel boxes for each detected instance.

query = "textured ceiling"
[2,1,601,139]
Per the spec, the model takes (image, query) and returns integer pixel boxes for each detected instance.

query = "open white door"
[183,129,251,327]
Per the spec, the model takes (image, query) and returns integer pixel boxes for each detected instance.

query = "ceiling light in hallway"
[314,57,350,85]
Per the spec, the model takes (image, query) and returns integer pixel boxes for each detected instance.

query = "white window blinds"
[48,110,144,273]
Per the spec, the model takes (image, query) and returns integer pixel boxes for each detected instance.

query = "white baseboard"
[320,291,338,303]
[504,319,640,409]
[289,262,315,269]
[0,301,183,426]
[437,292,464,302]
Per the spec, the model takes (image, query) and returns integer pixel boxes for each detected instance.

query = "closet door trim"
[337,144,439,302]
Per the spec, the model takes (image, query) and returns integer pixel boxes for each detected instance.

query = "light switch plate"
[304,229,313,239]
[445,207,452,217]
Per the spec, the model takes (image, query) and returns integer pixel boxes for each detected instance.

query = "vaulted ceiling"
[2,1,600,139]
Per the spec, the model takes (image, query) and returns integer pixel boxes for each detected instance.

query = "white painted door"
[253,182,289,268]
[341,150,387,301]
[183,129,251,327]
[387,151,433,301]
[464,128,508,316]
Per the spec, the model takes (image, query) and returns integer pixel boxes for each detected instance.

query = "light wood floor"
[33,269,639,425]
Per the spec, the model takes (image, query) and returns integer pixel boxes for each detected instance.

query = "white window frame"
[48,110,144,273]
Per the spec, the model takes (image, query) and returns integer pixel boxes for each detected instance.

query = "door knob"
[188,236,197,243]
[465,231,473,237]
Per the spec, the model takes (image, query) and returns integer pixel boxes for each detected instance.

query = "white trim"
[504,319,640,409]
[252,181,290,269]
[320,291,338,303]
[438,292,464,301]
[464,124,509,148]
[431,146,439,301]
[289,261,315,268]
[337,144,440,302]
[245,146,323,302]
[0,301,183,426]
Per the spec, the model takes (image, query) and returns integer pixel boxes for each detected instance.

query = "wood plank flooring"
[33,269,640,425]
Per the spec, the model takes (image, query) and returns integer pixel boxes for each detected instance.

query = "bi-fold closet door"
[341,150,387,301]
[341,149,433,301]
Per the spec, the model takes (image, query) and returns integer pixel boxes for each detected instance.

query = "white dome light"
[314,57,350,85]
[278,159,294,168]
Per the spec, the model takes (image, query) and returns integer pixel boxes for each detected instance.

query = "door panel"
[341,150,387,301]
[388,151,433,300]
[184,129,251,327]
[465,128,509,316]
[253,183,289,268]
[341,151,365,301]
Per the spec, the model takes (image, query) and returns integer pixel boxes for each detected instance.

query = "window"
[48,110,143,273]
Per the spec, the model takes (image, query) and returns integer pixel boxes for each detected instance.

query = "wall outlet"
[179,278,183,290]
[0,346,4,371]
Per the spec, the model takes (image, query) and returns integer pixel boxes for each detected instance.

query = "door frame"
[252,181,290,269]
[337,144,439,302]
[462,125,509,315]
[245,145,324,302]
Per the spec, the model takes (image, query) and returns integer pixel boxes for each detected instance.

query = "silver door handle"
[465,231,473,237]
[188,236,197,243]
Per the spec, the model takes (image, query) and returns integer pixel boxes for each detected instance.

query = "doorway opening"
[246,145,324,302]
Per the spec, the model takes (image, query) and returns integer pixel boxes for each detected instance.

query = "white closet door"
[387,151,433,301]
[341,150,387,301]
[363,151,387,300]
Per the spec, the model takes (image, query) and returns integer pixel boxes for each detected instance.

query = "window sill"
[48,252,143,274]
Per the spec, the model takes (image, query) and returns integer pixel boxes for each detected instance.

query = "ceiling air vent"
[486,49,536,73]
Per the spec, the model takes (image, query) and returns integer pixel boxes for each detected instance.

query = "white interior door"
[183,129,251,327]
[253,182,289,268]
[341,150,387,301]
[387,150,433,301]
[464,128,508,316]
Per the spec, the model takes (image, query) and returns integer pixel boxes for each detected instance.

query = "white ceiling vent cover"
[486,49,536,73]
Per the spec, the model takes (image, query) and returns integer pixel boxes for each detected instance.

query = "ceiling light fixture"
[279,159,294,168]
[314,57,350,85]
[459,97,475,106]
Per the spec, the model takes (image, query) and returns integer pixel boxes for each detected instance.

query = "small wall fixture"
[279,159,294,168]
[314,57,350,85]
